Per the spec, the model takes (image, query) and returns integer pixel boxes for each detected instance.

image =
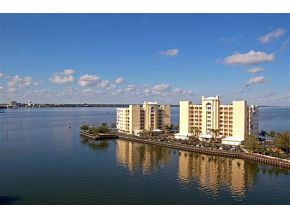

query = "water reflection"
[81,137,110,151]
[115,140,290,199]
[115,138,254,197]
[116,140,170,174]
[178,151,256,197]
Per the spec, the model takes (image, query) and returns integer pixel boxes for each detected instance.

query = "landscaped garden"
[243,131,290,159]
[80,123,111,136]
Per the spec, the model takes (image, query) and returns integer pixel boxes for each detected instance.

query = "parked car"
[223,145,231,150]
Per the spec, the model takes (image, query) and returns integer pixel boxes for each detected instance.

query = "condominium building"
[116,101,171,135]
[175,96,259,145]
[248,105,259,136]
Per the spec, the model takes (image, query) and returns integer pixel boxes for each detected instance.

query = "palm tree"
[110,123,116,129]
[148,127,155,139]
[139,129,148,139]
[80,124,89,131]
[210,129,220,139]
[195,128,201,137]
[268,130,276,138]
[209,129,220,148]
[244,134,259,152]
[191,127,197,136]
[89,126,99,136]
[164,124,171,134]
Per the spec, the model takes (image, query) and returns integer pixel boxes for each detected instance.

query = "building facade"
[8,101,18,108]
[116,101,171,134]
[176,96,259,145]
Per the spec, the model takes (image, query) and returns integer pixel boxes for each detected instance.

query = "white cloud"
[160,49,179,57]
[281,38,290,51]
[49,69,75,85]
[107,84,117,90]
[78,74,113,89]
[173,88,195,96]
[152,84,171,92]
[0,73,4,79]
[125,84,137,93]
[258,28,285,44]
[33,89,54,96]
[143,86,194,99]
[246,76,268,86]
[173,88,184,95]
[246,67,264,74]
[78,74,101,87]
[223,50,275,66]
[249,91,290,103]
[98,80,110,88]
[144,88,151,95]
[115,77,125,84]
[187,90,194,95]
[7,75,33,92]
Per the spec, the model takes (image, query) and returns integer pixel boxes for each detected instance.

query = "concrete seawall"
[80,130,118,140]
[116,134,290,169]
[79,130,290,169]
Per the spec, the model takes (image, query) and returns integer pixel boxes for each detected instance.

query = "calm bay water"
[0,107,289,204]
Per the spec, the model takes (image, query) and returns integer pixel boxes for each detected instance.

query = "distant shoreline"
[0,104,180,108]
[0,104,289,109]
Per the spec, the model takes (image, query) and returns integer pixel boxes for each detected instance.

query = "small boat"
[0,109,4,113]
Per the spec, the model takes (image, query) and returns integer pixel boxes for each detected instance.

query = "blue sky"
[0,14,289,105]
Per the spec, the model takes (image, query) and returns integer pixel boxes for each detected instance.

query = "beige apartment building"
[116,101,171,135]
[176,96,259,145]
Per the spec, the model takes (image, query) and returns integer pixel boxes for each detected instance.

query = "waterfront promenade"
[79,131,290,169]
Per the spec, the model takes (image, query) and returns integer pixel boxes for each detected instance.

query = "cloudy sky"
[0,14,289,105]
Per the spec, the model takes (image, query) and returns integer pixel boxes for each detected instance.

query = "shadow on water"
[80,137,110,151]
[0,196,19,205]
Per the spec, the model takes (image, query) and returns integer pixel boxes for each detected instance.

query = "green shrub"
[80,124,89,131]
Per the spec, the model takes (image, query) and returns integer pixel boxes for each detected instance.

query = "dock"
[80,130,119,140]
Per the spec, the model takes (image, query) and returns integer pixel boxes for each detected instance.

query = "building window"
[206,103,211,110]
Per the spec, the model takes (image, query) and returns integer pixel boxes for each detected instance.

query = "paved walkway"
[240,145,249,153]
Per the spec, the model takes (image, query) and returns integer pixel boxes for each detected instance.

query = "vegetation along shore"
[80,124,290,169]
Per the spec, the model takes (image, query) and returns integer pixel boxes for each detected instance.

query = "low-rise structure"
[27,100,33,107]
[175,96,259,145]
[8,101,18,108]
[116,101,171,135]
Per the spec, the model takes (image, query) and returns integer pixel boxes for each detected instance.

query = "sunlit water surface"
[0,107,289,204]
